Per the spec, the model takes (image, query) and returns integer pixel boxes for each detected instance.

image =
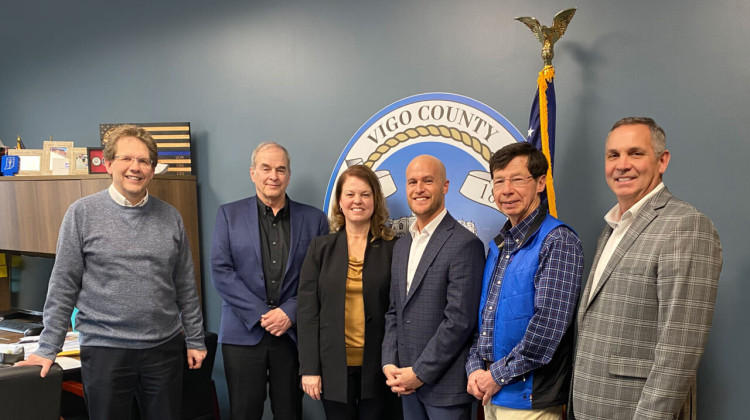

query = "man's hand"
[186,348,208,369]
[386,366,424,395]
[383,364,404,395]
[14,354,54,378]
[301,375,323,400]
[482,383,502,406]
[383,364,399,382]
[260,308,292,336]
[475,369,502,406]
[467,369,485,400]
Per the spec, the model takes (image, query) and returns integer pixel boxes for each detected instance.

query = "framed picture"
[88,147,107,174]
[41,141,74,175]
[7,149,44,176]
[70,147,89,175]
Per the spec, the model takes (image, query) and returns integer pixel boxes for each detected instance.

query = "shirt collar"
[108,184,149,207]
[410,208,447,238]
[604,182,665,228]
[502,204,541,244]
[257,194,290,217]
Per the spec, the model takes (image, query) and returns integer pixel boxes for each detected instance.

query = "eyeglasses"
[114,155,154,167]
[493,175,535,189]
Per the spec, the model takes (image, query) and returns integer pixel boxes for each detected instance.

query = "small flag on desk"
[526,65,557,217]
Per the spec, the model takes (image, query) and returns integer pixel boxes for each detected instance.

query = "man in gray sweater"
[17,125,206,420]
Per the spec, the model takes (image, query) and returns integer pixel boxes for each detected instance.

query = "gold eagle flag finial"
[515,8,576,66]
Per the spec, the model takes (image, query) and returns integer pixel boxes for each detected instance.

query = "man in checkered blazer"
[571,117,723,420]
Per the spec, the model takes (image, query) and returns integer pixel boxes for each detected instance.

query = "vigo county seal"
[324,93,525,247]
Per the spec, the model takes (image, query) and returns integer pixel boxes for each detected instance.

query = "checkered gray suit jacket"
[382,212,485,406]
[571,187,722,420]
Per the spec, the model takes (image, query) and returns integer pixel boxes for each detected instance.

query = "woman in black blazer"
[298,165,402,420]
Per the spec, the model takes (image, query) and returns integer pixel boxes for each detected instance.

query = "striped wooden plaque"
[99,122,192,175]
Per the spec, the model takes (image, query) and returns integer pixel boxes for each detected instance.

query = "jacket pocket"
[608,355,652,378]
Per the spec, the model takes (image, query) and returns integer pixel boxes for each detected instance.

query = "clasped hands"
[383,364,424,396]
[467,369,502,406]
[259,307,292,336]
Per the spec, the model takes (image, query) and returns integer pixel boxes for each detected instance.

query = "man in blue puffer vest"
[466,142,584,420]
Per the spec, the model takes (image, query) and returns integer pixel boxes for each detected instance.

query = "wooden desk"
[0,328,80,371]
[0,329,23,343]
[0,175,202,310]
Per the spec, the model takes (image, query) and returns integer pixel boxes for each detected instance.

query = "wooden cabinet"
[0,175,202,304]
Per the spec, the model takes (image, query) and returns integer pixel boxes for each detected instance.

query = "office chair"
[182,331,220,420]
[133,331,221,419]
[0,363,63,420]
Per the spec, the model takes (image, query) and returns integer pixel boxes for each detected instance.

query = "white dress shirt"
[108,184,149,207]
[406,208,447,293]
[589,183,665,302]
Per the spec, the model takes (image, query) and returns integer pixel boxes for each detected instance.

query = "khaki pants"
[484,404,563,420]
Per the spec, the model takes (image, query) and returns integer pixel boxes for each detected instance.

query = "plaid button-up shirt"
[466,206,584,386]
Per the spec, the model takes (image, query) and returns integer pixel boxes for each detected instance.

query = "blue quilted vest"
[478,214,565,409]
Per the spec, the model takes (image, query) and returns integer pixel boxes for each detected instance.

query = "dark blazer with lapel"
[382,212,485,406]
[571,187,722,420]
[298,230,396,404]
[210,195,328,346]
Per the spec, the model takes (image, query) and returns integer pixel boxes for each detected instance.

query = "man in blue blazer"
[382,155,485,420]
[211,142,328,420]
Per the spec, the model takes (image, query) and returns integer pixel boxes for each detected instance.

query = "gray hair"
[607,117,666,157]
[250,142,291,171]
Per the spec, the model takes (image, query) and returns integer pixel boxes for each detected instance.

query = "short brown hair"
[103,125,158,167]
[330,165,394,241]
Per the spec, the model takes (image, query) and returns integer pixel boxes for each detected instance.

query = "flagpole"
[516,8,576,219]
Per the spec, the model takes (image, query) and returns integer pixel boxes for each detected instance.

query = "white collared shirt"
[406,208,447,293]
[108,184,149,207]
[588,182,665,302]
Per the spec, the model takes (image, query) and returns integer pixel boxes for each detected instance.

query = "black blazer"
[297,230,395,404]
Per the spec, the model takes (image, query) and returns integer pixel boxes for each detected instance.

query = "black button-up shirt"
[257,196,290,307]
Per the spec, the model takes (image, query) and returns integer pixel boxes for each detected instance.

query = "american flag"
[100,122,192,175]
[525,66,557,217]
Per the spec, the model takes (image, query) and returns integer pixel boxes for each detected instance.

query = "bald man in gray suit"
[571,117,723,420]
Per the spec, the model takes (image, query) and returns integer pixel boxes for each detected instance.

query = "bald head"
[405,155,449,230]
[407,155,447,183]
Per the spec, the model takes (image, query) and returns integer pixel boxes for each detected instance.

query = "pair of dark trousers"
[321,366,403,420]
[222,332,302,420]
[401,393,472,420]
[80,333,185,420]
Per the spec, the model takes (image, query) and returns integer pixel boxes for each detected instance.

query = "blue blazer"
[382,212,485,406]
[210,195,328,346]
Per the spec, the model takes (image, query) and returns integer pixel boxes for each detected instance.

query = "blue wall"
[2,1,748,418]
